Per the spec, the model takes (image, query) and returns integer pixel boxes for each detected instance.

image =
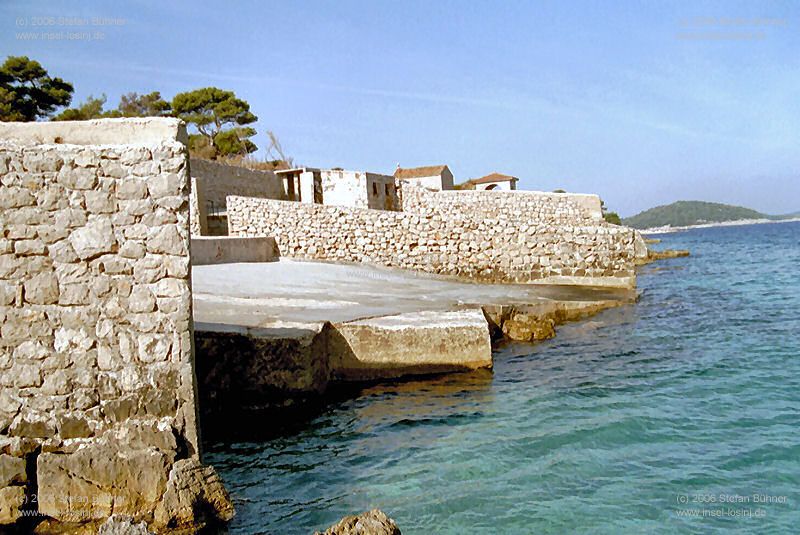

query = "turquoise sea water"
[206,221,800,534]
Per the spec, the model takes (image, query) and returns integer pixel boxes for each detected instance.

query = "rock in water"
[315,509,401,535]
[153,458,235,530]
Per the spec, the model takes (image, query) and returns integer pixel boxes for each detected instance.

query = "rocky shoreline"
[640,216,800,234]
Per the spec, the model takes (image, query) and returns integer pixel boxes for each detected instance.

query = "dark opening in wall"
[372,182,378,196]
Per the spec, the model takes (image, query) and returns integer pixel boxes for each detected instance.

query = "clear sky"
[2,0,798,216]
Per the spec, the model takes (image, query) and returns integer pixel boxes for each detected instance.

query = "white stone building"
[468,172,519,191]
[394,164,454,191]
[276,167,399,210]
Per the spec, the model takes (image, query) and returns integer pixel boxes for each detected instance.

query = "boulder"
[152,458,235,530]
[315,509,401,535]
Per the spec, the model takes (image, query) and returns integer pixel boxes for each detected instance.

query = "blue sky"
[2,0,798,216]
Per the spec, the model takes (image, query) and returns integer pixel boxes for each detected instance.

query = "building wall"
[398,168,453,191]
[401,185,604,221]
[320,170,399,210]
[227,195,637,288]
[0,119,231,529]
[189,158,285,235]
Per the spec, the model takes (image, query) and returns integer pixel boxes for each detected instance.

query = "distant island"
[623,201,800,230]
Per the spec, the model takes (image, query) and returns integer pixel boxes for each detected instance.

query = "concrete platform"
[329,309,492,381]
[191,259,635,415]
[192,259,632,328]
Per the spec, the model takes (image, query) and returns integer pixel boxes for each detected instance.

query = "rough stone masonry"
[227,185,639,288]
[0,119,232,531]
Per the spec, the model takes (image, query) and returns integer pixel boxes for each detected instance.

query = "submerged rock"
[315,509,401,535]
[635,248,690,266]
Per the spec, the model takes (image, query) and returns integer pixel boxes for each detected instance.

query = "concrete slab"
[191,237,279,266]
[329,309,492,381]
[191,259,634,328]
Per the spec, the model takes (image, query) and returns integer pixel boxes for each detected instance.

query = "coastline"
[639,217,800,235]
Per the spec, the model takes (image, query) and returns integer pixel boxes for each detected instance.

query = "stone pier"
[0,119,232,531]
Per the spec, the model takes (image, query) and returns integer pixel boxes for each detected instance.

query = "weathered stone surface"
[329,309,492,380]
[146,225,185,255]
[9,413,55,438]
[57,413,93,439]
[37,431,173,522]
[225,183,637,288]
[0,120,225,530]
[0,485,25,524]
[315,509,401,535]
[23,272,59,304]
[152,458,235,530]
[194,323,330,417]
[69,218,116,260]
[98,515,154,535]
[127,286,155,313]
[0,454,27,486]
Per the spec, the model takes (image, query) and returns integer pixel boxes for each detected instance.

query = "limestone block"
[84,190,115,214]
[147,173,183,199]
[57,413,93,439]
[48,239,80,263]
[127,286,155,313]
[0,454,26,486]
[146,225,185,256]
[137,334,171,363]
[116,179,148,200]
[23,272,59,304]
[0,283,17,306]
[54,327,94,353]
[37,444,172,521]
[9,413,55,438]
[0,485,25,524]
[118,241,145,259]
[69,218,116,260]
[0,186,35,209]
[59,282,91,305]
[58,165,98,190]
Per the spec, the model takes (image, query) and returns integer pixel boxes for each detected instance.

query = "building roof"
[469,172,519,185]
[394,165,449,179]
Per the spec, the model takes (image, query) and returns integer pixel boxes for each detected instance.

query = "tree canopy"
[53,94,108,121]
[117,91,171,117]
[0,56,73,121]
[171,87,258,157]
[54,91,172,120]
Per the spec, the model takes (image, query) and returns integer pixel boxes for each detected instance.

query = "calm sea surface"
[206,221,800,534]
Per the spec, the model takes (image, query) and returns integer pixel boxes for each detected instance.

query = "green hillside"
[623,201,767,229]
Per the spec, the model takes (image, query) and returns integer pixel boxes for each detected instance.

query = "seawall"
[226,194,638,288]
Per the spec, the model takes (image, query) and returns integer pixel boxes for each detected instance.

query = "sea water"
[206,221,800,534]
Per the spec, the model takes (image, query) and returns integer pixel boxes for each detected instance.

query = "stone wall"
[189,158,285,235]
[0,119,231,530]
[227,195,637,288]
[400,184,604,221]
